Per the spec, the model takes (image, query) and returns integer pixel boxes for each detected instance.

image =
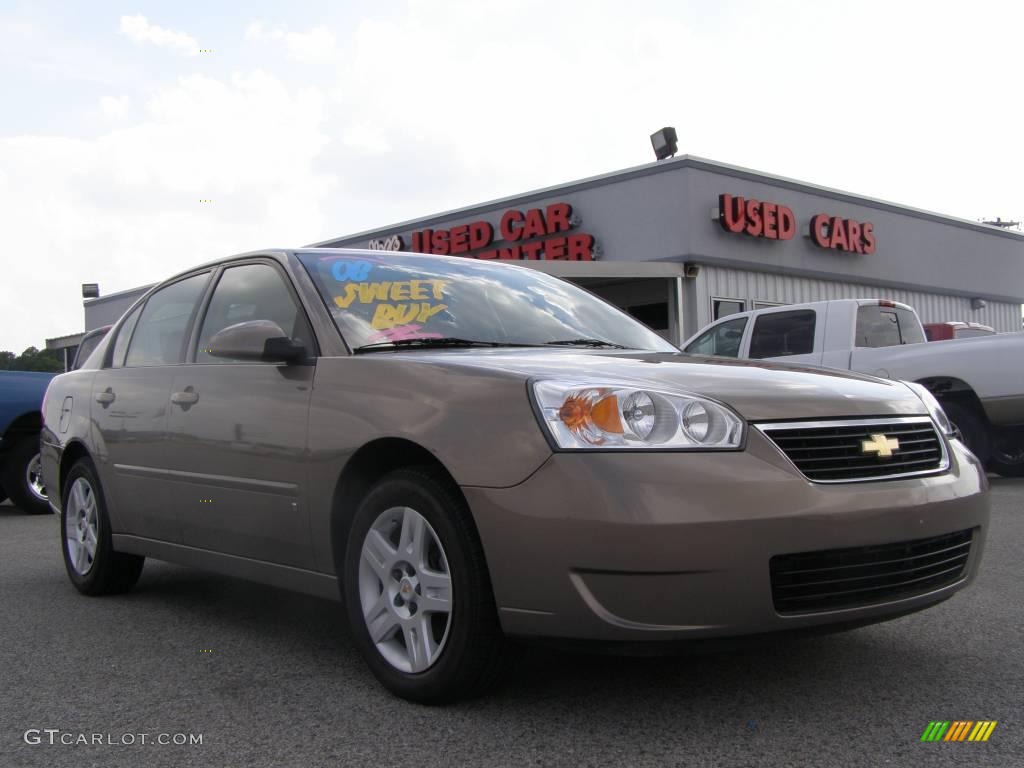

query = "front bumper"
[464,429,989,642]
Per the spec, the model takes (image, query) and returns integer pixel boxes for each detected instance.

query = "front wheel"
[342,468,514,704]
[1,436,51,514]
[61,458,145,595]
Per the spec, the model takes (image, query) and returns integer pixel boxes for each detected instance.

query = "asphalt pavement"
[1,479,1021,768]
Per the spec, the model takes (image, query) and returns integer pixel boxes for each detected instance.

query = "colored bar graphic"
[944,721,973,741]
[967,721,998,742]
[921,722,950,741]
[921,721,997,742]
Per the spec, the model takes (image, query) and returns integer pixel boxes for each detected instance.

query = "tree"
[0,346,64,372]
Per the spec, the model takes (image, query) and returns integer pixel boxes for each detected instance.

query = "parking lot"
[1,479,1020,768]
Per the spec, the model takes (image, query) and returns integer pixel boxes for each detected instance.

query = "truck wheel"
[989,432,1024,478]
[61,458,145,595]
[942,402,991,465]
[342,467,515,704]
[1,435,51,514]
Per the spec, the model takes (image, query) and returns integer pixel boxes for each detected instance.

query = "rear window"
[749,310,816,358]
[856,305,926,347]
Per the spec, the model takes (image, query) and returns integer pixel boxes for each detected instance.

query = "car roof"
[158,246,526,286]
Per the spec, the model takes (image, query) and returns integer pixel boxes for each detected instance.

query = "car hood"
[397,348,926,422]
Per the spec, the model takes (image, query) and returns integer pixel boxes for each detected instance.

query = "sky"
[1,0,1022,352]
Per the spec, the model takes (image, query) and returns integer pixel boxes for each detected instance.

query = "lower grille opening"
[770,529,974,614]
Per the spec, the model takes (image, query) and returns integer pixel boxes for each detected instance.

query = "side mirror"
[208,320,307,363]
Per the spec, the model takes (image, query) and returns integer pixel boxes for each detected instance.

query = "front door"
[164,261,317,569]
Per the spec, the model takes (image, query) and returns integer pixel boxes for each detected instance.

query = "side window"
[73,329,107,370]
[110,306,142,368]
[124,273,209,367]
[684,316,748,357]
[749,310,816,359]
[856,305,926,347]
[195,263,312,364]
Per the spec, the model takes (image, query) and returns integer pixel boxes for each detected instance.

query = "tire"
[342,467,515,704]
[1,435,51,514]
[989,430,1024,478]
[61,458,145,595]
[942,402,992,465]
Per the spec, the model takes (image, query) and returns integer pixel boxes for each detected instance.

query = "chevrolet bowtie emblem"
[862,433,900,458]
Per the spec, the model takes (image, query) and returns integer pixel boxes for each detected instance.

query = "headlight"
[532,380,745,450]
[902,381,955,436]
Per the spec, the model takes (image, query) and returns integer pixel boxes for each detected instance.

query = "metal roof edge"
[686,253,1024,305]
[83,283,157,305]
[307,154,1024,246]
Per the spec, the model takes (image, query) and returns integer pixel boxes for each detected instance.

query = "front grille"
[758,417,947,482]
[770,529,974,614]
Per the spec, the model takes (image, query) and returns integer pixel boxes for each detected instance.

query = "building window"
[712,298,746,320]
[749,310,817,359]
[753,300,785,310]
[626,302,669,331]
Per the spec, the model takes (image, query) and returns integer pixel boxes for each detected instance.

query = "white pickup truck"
[682,298,1024,476]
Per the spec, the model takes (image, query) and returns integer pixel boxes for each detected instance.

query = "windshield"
[297,251,677,353]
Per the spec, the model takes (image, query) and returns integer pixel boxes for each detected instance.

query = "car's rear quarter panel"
[40,370,97,514]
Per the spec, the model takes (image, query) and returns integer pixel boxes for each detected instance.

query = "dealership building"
[48,155,1024,362]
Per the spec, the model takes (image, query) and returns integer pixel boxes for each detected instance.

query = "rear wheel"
[1,435,51,514]
[61,458,145,595]
[942,402,991,465]
[342,468,514,704]
[989,430,1024,478]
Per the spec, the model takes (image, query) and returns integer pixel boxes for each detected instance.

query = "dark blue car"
[1,370,57,514]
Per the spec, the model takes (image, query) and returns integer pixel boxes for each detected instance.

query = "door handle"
[95,388,115,406]
[171,388,200,407]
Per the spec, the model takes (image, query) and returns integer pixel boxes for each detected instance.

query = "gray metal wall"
[83,285,151,331]
[694,265,1021,335]
[317,156,1024,309]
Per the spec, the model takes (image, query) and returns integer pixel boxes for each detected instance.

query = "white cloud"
[2,0,1023,352]
[246,21,338,62]
[0,72,334,351]
[99,95,130,119]
[118,14,198,57]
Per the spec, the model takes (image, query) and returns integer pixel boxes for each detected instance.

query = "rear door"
[90,272,211,541]
[164,260,318,569]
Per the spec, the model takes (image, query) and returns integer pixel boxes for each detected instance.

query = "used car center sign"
[368,201,597,261]
[718,193,876,254]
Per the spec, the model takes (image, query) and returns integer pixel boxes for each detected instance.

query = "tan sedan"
[40,249,989,703]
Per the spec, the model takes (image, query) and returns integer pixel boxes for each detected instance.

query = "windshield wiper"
[354,337,542,354]
[544,338,629,349]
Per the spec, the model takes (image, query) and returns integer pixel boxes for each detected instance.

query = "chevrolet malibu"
[40,249,989,703]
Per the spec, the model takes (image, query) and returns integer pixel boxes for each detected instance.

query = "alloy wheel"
[357,506,453,673]
[26,452,47,501]
[65,477,99,576]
